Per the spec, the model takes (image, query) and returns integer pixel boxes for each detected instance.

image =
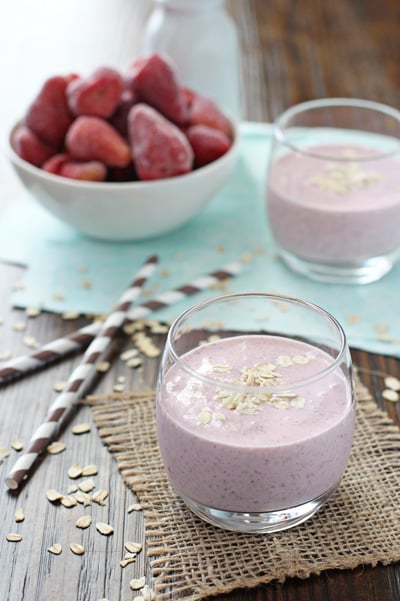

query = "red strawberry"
[187,90,232,137]
[128,103,193,180]
[126,53,187,125]
[11,125,55,167]
[59,159,107,182]
[67,66,123,118]
[109,88,139,137]
[25,75,74,147]
[42,153,70,174]
[186,124,232,167]
[65,116,131,167]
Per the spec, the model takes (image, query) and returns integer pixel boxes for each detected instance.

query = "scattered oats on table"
[384,376,400,392]
[12,321,26,331]
[6,533,22,542]
[61,495,78,508]
[75,515,92,529]
[79,478,96,493]
[382,389,399,402]
[81,464,98,476]
[23,336,40,349]
[46,489,64,503]
[11,439,23,451]
[125,541,142,554]
[48,543,62,555]
[70,543,85,555]
[72,423,91,435]
[96,522,114,536]
[130,577,146,591]
[53,380,66,392]
[52,293,65,301]
[0,350,12,360]
[14,508,25,522]
[68,463,83,479]
[47,441,66,455]
[25,307,41,317]
[96,361,110,373]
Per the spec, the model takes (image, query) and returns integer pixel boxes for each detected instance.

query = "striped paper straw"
[0,261,242,386]
[5,254,158,490]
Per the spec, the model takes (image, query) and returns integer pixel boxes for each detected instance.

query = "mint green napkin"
[1,122,399,357]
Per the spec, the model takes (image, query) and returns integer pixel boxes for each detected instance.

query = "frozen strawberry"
[186,124,232,167]
[126,53,187,125]
[187,90,232,137]
[109,88,139,137]
[59,159,107,182]
[42,153,70,174]
[11,125,55,167]
[128,103,193,180]
[25,75,74,147]
[65,116,131,167]
[67,67,123,118]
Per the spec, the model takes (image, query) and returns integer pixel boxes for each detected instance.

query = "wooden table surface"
[0,1,399,600]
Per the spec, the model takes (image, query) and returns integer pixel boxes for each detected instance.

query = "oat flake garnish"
[292,355,310,365]
[198,410,212,425]
[212,364,232,373]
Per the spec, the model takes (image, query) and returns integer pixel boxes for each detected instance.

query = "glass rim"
[274,97,400,162]
[166,292,350,394]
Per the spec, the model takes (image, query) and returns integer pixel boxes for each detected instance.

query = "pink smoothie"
[157,334,355,512]
[267,144,400,262]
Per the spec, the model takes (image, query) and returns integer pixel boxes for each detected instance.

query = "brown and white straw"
[5,254,158,490]
[0,261,242,385]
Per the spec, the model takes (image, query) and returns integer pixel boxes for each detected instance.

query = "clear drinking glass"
[156,293,355,533]
[266,98,400,284]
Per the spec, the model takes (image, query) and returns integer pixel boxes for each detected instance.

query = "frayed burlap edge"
[87,375,400,600]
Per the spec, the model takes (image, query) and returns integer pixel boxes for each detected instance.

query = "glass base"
[180,486,338,533]
[280,250,397,284]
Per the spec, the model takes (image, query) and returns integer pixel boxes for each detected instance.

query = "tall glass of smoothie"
[156,293,355,533]
[266,98,400,284]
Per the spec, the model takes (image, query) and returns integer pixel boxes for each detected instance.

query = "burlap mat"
[87,375,400,600]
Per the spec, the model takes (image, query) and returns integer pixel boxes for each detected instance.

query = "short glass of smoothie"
[156,293,355,533]
[266,98,400,284]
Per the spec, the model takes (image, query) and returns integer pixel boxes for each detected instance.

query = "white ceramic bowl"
[7,123,239,241]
